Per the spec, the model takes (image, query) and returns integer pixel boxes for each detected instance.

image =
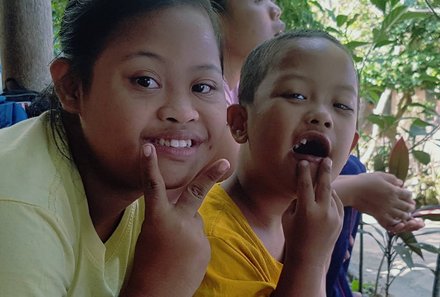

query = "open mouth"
[291,135,330,158]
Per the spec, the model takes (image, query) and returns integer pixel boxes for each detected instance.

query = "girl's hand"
[122,144,230,297]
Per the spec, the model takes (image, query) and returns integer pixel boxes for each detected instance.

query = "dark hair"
[210,0,227,14]
[47,0,222,157]
[238,29,358,105]
[60,0,221,90]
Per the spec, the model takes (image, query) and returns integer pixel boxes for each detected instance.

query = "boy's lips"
[290,131,331,162]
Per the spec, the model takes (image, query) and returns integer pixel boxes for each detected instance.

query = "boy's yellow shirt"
[0,113,144,296]
[195,183,283,297]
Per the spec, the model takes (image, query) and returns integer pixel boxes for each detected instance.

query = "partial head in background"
[50,0,226,193]
[229,29,359,195]
[211,0,285,65]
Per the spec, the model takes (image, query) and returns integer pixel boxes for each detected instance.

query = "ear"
[227,104,248,143]
[50,58,82,114]
[350,131,360,152]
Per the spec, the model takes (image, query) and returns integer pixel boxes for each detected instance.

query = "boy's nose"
[306,109,333,129]
[158,97,199,123]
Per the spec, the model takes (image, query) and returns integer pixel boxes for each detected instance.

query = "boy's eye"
[192,83,214,94]
[134,76,159,89]
[283,93,307,100]
[334,103,354,111]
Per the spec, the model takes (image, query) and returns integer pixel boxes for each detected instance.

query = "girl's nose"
[158,97,199,123]
[270,3,282,20]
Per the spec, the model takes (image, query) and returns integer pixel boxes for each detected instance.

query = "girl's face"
[224,0,285,59]
[242,38,358,196]
[75,6,226,191]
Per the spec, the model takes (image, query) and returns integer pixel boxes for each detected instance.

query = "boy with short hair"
[195,29,360,297]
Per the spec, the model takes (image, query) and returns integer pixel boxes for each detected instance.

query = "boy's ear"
[227,104,248,143]
[350,131,360,151]
[50,58,82,114]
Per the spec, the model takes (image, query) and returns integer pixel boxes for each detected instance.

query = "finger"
[381,172,404,187]
[140,144,167,215]
[314,158,332,206]
[387,208,413,221]
[176,159,230,215]
[396,188,414,204]
[296,160,314,209]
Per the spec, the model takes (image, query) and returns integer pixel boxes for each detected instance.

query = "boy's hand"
[122,144,229,297]
[273,158,343,297]
[337,172,424,233]
[282,158,343,268]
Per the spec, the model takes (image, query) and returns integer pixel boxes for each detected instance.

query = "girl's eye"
[192,83,214,94]
[134,76,159,89]
[283,93,307,100]
[334,103,354,111]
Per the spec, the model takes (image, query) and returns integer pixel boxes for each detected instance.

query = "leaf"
[370,0,387,13]
[344,41,370,51]
[336,14,348,27]
[394,244,415,268]
[409,119,431,137]
[388,137,409,181]
[413,205,440,221]
[412,150,431,165]
[398,231,423,259]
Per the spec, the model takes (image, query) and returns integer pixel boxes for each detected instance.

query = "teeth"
[157,138,192,148]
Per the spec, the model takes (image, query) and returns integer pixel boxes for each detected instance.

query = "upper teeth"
[158,138,192,148]
[293,138,307,149]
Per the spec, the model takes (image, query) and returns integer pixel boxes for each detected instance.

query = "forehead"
[106,6,220,59]
[268,37,358,89]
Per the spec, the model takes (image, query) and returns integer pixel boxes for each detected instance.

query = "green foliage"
[51,0,68,55]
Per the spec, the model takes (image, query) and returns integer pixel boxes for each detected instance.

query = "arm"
[273,158,344,297]
[121,144,230,297]
[333,172,424,233]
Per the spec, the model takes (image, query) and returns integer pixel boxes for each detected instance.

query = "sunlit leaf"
[388,137,409,181]
[413,150,431,165]
[336,14,348,27]
[394,244,415,268]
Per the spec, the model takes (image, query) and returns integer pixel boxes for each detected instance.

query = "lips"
[291,131,331,159]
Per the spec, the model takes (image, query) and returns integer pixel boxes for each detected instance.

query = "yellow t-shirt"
[195,184,283,297]
[0,113,144,297]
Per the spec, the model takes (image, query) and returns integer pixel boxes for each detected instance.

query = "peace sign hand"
[122,144,230,297]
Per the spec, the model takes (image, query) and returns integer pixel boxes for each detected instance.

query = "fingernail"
[217,160,230,173]
[143,144,152,157]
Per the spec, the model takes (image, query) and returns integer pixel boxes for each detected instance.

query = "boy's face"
[237,38,358,194]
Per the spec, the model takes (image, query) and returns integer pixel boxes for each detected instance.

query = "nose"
[270,3,282,20]
[306,107,333,129]
[158,96,199,123]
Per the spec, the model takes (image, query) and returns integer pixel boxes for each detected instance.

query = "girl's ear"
[50,58,82,114]
[227,104,248,143]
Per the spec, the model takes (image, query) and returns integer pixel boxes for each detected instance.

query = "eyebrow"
[122,50,222,74]
[276,73,357,96]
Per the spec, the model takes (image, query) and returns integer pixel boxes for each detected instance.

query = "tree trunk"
[0,0,53,92]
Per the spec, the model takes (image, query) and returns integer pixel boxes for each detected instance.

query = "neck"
[222,173,291,260]
[222,48,246,91]
[63,114,141,242]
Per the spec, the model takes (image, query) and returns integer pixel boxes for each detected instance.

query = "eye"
[283,93,307,101]
[334,102,354,111]
[192,83,215,94]
[134,76,159,89]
